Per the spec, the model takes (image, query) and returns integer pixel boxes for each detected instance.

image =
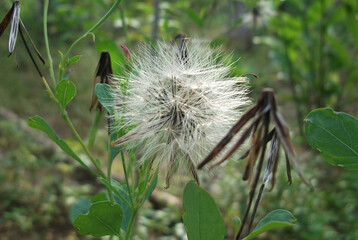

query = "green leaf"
[305,108,358,170]
[91,192,108,203]
[110,133,121,165]
[183,181,226,240]
[141,174,158,201]
[98,178,132,231]
[74,201,122,237]
[184,8,204,27]
[243,209,296,240]
[232,216,242,236]
[70,198,91,223]
[95,83,115,115]
[58,50,64,61]
[66,55,81,67]
[112,184,133,231]
[56,79,76,108]
[28,116,86,168]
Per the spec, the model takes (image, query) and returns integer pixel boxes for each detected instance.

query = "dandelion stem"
[121,149,134,205]
[61,110,106,178]
[139,168,159,206]
[119,6,129,44]
[43,0,56,87]
[59,0,122,81]
[107,117,115,203]
[88,110,103,149]
[39,73,106,178]
[125,208,138,240]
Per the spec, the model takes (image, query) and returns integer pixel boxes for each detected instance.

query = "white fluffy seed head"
[112,39,250,187]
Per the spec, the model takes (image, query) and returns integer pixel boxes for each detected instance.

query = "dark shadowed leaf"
[70,198,91,223]
[95,83,115,114]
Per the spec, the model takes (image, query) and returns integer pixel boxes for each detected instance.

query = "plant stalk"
[59,0,122,81]
[43,0,56,87]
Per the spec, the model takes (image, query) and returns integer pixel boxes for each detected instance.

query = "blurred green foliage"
[0,0,357,239]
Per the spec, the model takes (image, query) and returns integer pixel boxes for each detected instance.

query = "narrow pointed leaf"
[66,55,81,67]
[28,116,88,170]
[243,209,296,240]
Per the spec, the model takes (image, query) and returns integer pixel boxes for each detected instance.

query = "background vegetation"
[0,0,357,239]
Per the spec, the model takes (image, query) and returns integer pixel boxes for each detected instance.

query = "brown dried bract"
[197,88,311,239]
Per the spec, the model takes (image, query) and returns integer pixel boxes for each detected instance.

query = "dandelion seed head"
[112,39,250,187]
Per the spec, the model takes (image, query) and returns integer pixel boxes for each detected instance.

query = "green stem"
[61,110,106,178]
[43,0,56,87]
[123,168,158,240]
[59,0,122,81]
[40,74,105,178]
[121,150,134,205]
[139,168,159,206]
[107,132,114,203]
[88,110,103,149]
[119,6,129,44]
[124,208,138,240]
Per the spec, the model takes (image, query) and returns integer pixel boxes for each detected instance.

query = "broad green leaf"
[243,209,296,240]
[28,116,86,168]
[183,181,226,240]
[56,79,76,108]
[74,201,122,237]
[113,184,132,231]
[91,192,107,203]
[305,108,358,170]
[99,178,132,231]
[70,198,91,223]
[66,55,81,67]
[184,8,204,27]
[95,83,115,115]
